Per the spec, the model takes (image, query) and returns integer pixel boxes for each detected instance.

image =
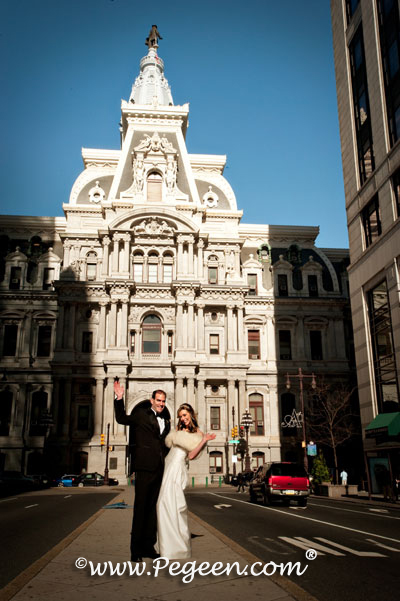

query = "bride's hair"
[177,403,199,433]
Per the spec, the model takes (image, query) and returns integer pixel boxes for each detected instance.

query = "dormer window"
[43,268,55,290]
[248,274,257,296]
[278,274,288,297]
[9,266,21,290]
[147,171,162,202]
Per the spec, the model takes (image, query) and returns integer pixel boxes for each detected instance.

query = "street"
[0,487,120,588]
[187,489,400,601]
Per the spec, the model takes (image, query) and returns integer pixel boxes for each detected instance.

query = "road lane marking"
[315,537,386,557]
[24,504,39,509]
[214,504,231,509]
[366,539,400,552]
[208,492,400,544]
[0,497,17,503]
[279,536,344,556]
[369,508,389,513]
[247,535,294,555]
[303,501,398,519]
[64,495,72,499]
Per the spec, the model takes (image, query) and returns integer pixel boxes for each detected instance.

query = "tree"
[306,382,359,483]
[311,451,331,486]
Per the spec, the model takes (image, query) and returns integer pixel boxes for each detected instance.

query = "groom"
[114,379,170,561]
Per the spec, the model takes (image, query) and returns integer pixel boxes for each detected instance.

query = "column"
[94,377,104,436]
[175,378,184,424]
[188,236,194,275]
[62,377,72,436]
[157,256,163,282]
[238,380,246,423]
[334,318,346,359]
[297,317,305,358]
[197,303,205,351]
[120,300,128,347]
[56,304,65,349]
[108,300,117,347]
[235,248,240,274]
[197,239,204,280]
[63,240,71,266]
[227,305,234,351]
[22,310,33,356]
[187,301,194,348]
[122,234,130,273]
[237,305,245,351]
[228,379,236,430]
[102,236,111,276]
[98,301,107,349]
[177,235,184,276]
[187,377,195,410]
[266,315,276,361]
[104,377,114,437]
[112,235,120,274]
[176,302,184,348]
[67,303,76,349]
[197,377,206,431]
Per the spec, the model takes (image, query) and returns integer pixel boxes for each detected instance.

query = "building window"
[9,266,21,290]
[82,331,93,353]
[252,451,265,468]
[77,405,90,431]
[308,275,318,297]
[148,263,158,283]
[87,262,97,281]
[210,407,220,430]
[3,324,18,356]
[368,280,399,411]
[133,262,143,282]
[130,330,135,354]
[37,325,52,357]
[377,0,400,146]
[208,267,217,284]
[167,332,173,355]
[0,388,13,436]
[209,334,219,355]
[29,389,47,436]
[362,195,382,247]
[345,0,360,22]
[349,26,375,184]
[392,167,400,218]
[249,393,264,435]
[147,171,162,202]
[142,314,161,354]
[310,330,323,360]
[247,274,257,295]
[163,263,173,283]
[43,268,55,290]
[279,330,292,360]
[278,274,288,297]
[209,450,223,473]
[248,330,260,359]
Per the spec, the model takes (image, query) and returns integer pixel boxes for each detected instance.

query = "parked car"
[56,474,80,487]
[0,471,37,496]
[30,474,51,488]
[77,472,105,487]
[249,462,310,507]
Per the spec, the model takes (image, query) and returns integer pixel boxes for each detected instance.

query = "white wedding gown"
[156,430,202,559]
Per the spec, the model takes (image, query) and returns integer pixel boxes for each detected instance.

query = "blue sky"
[0,0,348,248]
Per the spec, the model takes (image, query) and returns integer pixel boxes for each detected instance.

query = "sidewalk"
[1,486,313,601]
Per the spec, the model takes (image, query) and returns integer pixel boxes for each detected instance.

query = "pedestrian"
[340,469,348,486]
[237,472,245,493]
[394,475,400,501]
[114,379,170,561]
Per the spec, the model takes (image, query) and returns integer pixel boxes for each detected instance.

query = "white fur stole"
[165,430,203,452]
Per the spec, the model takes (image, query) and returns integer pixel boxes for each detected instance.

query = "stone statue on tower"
[145,25,162,49]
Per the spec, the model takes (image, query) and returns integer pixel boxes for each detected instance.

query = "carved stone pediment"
[134,132,176,155]
[132,218,174,237]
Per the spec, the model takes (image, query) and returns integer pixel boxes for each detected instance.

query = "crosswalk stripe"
[366,539,400,552]
[279,536,344,556]
[315,537,386,557]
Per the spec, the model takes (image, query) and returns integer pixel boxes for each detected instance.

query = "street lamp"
[285,368,316,473]
[241,409,253,472]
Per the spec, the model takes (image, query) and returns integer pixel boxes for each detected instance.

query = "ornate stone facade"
[0,42,354,482]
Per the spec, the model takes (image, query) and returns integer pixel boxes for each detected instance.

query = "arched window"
[252,451,265,468]
[249,393,264,435]
[207,254,219,284]
[86,251,97,281]
[147,171,162,202]
[148,252,159,283]
[163,252,174,283]
[142,314,162,354]
[133,251,144,282]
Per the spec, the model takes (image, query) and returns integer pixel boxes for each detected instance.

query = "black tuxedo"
[114,397,170,558]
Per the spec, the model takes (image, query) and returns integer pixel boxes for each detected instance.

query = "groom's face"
[151,392,166,414]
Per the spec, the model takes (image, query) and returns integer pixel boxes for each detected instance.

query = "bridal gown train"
[156,430,202,559]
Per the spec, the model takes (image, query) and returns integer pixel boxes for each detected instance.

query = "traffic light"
[239,425,244,437]
[100,433,105,446]
[234,426,238,438]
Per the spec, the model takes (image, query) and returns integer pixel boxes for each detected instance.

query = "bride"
[156,403,216,559]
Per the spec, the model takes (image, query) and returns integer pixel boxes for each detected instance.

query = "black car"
[0,471,37,496]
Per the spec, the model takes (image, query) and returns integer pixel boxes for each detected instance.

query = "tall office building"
[331,0,400,490]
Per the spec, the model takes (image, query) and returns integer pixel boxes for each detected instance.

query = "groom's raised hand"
[114,378,124,400]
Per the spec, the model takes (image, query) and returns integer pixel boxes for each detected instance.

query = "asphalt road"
[187,489,400,601]
[0,487,120,588]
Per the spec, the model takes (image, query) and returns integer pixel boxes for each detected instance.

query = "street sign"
[228,439,238,444]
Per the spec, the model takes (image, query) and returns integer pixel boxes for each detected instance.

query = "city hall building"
[0,36,354,483]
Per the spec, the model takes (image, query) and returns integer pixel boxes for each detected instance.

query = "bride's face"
[178,409,191,429]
